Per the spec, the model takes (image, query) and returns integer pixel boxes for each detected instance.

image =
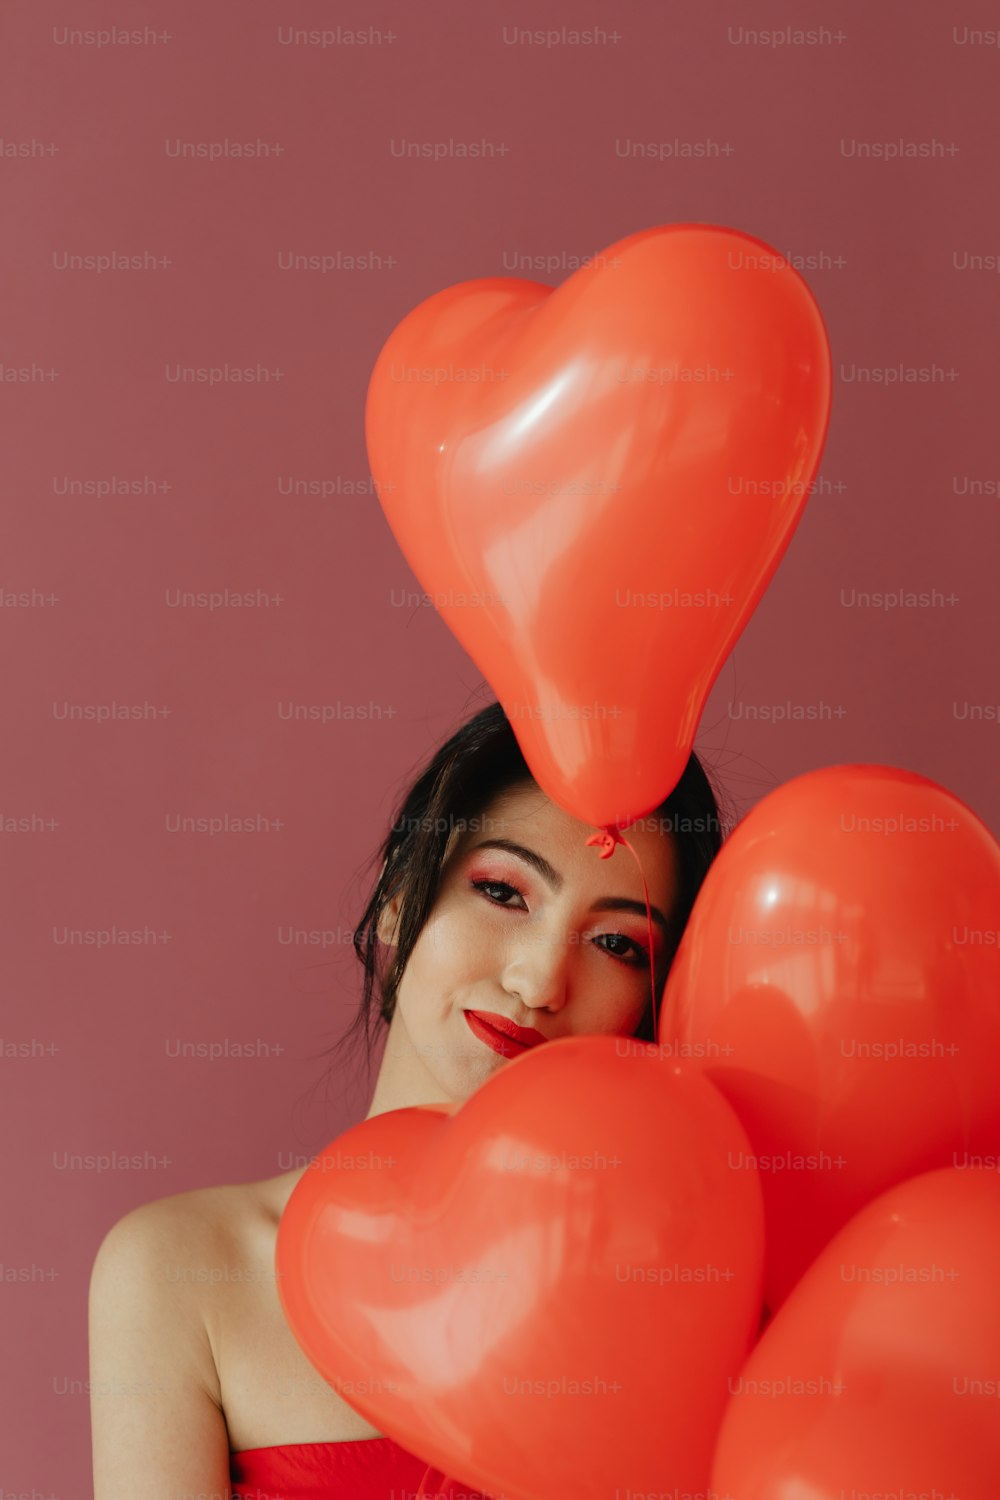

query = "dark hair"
[320,698,734,1091]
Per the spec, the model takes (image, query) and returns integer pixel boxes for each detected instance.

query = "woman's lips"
[463,1010,543,1058]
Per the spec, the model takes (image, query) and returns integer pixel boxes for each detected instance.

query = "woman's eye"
[469,879,649,966]
[588,930,650,966]
[597,933,642,961]
[470,878,525,908]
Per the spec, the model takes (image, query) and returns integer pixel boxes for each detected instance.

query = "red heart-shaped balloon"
[712,1168,1000,1499]
[366,222,831,828]
[276,1036,765,1500]
[662,763,1000,1309]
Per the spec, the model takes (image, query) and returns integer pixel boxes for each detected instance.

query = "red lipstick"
[463,1009,548,1057]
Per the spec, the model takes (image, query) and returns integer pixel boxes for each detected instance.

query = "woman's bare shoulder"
[89,1170,307,1328]
[92,1167,307,1275]
[108,1164,304,1225]
[88,1170,305,1399]
[92,1179,236,1259]
[88,1174,300,1494]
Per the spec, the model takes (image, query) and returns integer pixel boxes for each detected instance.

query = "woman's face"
[377,778,683,1102]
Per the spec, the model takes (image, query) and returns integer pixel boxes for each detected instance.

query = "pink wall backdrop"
[2,0,998,1489]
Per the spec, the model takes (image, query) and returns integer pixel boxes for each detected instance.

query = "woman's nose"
[499,924,572,1012]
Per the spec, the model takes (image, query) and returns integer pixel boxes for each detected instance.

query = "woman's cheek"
[424,902,489,973]
[580,987,649,1037]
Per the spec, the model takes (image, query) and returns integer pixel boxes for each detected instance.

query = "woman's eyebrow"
[467,837,671,939]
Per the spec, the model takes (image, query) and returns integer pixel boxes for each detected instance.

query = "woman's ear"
[376,890,402,947]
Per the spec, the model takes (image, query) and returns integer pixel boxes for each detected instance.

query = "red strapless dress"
[230,1436,497,1499]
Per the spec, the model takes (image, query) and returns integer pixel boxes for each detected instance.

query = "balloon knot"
[586,826,625,859]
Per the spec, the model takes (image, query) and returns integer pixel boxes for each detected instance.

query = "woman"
[88,700,728,1499]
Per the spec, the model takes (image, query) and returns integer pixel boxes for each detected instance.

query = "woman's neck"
[363,1006,455,1120]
